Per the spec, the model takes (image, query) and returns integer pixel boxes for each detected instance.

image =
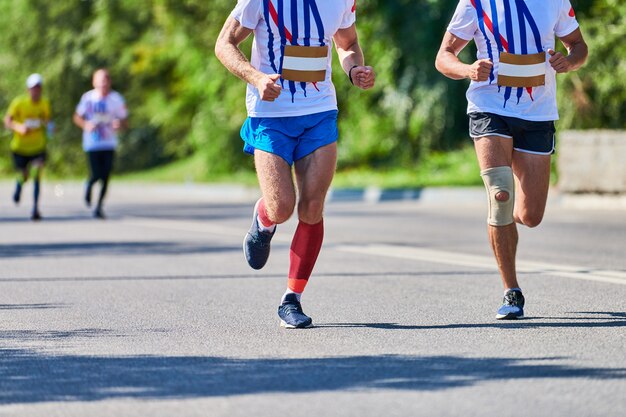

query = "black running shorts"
[469,112,556,155]
[12,152,47,170]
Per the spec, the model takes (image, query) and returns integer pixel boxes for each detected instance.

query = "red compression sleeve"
[288,219,324,293]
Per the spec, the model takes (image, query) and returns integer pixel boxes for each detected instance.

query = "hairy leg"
[474,136,519,290]
[294,143,337,224]
[512,151,551,228]
[254,150,296,225]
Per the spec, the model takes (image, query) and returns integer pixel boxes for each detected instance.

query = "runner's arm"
[73,113,96,132]
[4,114,27,135]
[215,17,282,101]
[435,32,493,82]
[112,118,129,132]
[334,24,375,90]
[548,28,588,73]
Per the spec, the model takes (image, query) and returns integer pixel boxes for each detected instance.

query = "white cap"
[26,73,43,89]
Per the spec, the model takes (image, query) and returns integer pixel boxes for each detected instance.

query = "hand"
[468,59,493,82]
[14,123,28,136]
[84,121,97,132]
[548,49,572,73]
[255,74,282,102]
[350,66,376,90]
[112,119,122,131]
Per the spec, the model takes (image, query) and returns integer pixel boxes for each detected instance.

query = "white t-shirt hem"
[83,143,118,152]
[467,106,559,122]
[248,104,339,119]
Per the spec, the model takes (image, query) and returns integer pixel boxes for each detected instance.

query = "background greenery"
[0,0,622,183]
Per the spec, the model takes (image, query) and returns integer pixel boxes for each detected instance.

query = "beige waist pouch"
[497,51,546,88]
[281,45,329,83]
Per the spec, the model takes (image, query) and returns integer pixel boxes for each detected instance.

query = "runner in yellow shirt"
[3,74,52,221]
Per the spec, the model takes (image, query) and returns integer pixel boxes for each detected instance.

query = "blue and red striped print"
[471,0,543,107]
[263,0,326,102]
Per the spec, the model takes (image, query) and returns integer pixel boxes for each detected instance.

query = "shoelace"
[251,230,273,247]
[282,302,304,316]
[503,292,519,306]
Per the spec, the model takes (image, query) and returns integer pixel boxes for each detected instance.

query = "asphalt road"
[1,182,625,417]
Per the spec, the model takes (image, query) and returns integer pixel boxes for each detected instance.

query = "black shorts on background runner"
[12,152,47,170]
[469,112,556,155]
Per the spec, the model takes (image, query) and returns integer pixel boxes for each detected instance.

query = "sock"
[281,289,302,304]
[33,179,40,207]
[98,178,109,207]
[287,219,324,294]
[85,179,95,205]
[13,180,22,204]
[257,198,276,232]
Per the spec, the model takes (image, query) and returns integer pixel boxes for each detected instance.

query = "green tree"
[0,0,621,179]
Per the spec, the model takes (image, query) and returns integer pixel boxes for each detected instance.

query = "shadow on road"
[114,203,252,222]
[319,311,626,330]
[0,241,241,258]
[0,203,252,224]
[0,328,123,342]
[0,350,624,405]
[0,270,492,283]
[0,304,67,311]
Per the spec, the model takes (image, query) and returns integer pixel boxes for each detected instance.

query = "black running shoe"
[94,207,106,219]
[243,199,275,270]
[278,293,313,329]
[85,182,92,207]
[496,289,525,320]
[13,183,22,205]
[31,210,42,222]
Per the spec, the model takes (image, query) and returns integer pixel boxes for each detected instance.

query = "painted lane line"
[336,244,626,286]
[122,218,626,286]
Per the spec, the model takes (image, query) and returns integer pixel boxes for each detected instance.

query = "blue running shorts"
[240,110,339,166]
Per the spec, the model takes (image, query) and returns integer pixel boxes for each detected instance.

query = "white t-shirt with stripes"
[231,0,356,118]
[447,0,579,121]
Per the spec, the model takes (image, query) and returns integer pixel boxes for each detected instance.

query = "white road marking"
[123,217,626,286]
[336,244,626,286]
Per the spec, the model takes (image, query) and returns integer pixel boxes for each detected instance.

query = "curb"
[3,181,625,210]
[327,187,485,205]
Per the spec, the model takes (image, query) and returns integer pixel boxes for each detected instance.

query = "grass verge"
[1,146,484,188]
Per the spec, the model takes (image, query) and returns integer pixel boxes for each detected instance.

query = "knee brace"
[480,166,515,226]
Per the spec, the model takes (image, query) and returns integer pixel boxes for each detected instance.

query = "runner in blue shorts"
[436,0,588,319]
[216,0,375,328]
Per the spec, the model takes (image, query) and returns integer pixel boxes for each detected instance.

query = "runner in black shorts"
[12,152,47,171]
[436,0,588,319]
[4,74,52,221]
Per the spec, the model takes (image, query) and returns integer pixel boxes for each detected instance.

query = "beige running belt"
[282,45,329,83]
[497,51,546,88]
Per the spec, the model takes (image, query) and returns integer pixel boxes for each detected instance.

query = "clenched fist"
[548,49,572,73]
[255,74,282,102]
[350,66,376,90]
[468,59,493,82]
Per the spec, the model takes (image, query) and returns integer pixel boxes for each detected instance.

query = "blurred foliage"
[0,0,621,178]
[557,0,626,130]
